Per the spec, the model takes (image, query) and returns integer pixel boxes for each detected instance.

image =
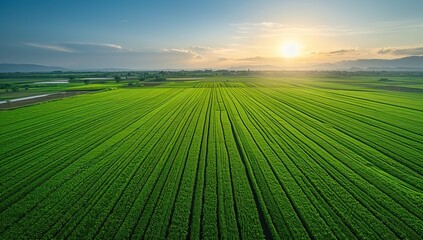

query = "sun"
[280,42,301,58]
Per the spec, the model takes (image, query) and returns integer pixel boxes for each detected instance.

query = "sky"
[1,0,423,69]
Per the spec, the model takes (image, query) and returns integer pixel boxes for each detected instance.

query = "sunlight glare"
[280,42,301,58]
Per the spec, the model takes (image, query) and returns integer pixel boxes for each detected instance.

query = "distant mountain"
[2,56,423,73]
[227,56,423,72]
[0,63,69,73]
[0,64,171,72]
[73,67,136,72]
[312,56,423,71]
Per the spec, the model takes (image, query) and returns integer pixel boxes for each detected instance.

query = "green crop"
[0,76,422,239]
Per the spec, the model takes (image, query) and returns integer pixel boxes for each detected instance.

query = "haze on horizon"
[1,0,423,70]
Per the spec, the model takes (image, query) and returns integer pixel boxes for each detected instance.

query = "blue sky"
[1,0,423,69]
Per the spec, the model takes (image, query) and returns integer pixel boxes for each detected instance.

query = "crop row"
[0,79,421,239]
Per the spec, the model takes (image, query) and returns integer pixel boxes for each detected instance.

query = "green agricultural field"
[0,76,422,239]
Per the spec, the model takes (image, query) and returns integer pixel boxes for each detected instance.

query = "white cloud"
[159,48,204,60]
[378,47,423,56]
[160,48,192,54]
[62,42,132,52]
[158,46,235,61]
[311,49,360,56]
[26,42,131,53]
[231,22,359,37]
[231,21,423,39]
[25,43,74,53]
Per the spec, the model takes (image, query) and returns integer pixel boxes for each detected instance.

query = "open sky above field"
[1,0,423,69]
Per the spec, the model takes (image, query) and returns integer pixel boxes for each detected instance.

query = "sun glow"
[280,42,301,58]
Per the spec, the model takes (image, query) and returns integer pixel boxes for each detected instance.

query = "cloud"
[26,42,131,53]
[237,56,268,62]
[26,43,231,61]
[225,56,283,63]
[25,43,74,53]
[190,46,218,53]
[231,22,360,38]
[61,42,132,52]
[377,47,423,56]
[159,48,202,60]
[159,47,209,60]
[160,48,192,54]
[22,42,237,68]
[218,57,232,61]
[158,45,238,63]
[312,49,359,56]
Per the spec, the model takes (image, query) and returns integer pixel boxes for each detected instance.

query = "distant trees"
[0,83,10,92]
[128,81,143,87]
[0,83,19,92]
[115,76,122,83]
[155,74,166,81]
[83,79,90,85]
[11,85,19,92]
[137,73,166,82]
